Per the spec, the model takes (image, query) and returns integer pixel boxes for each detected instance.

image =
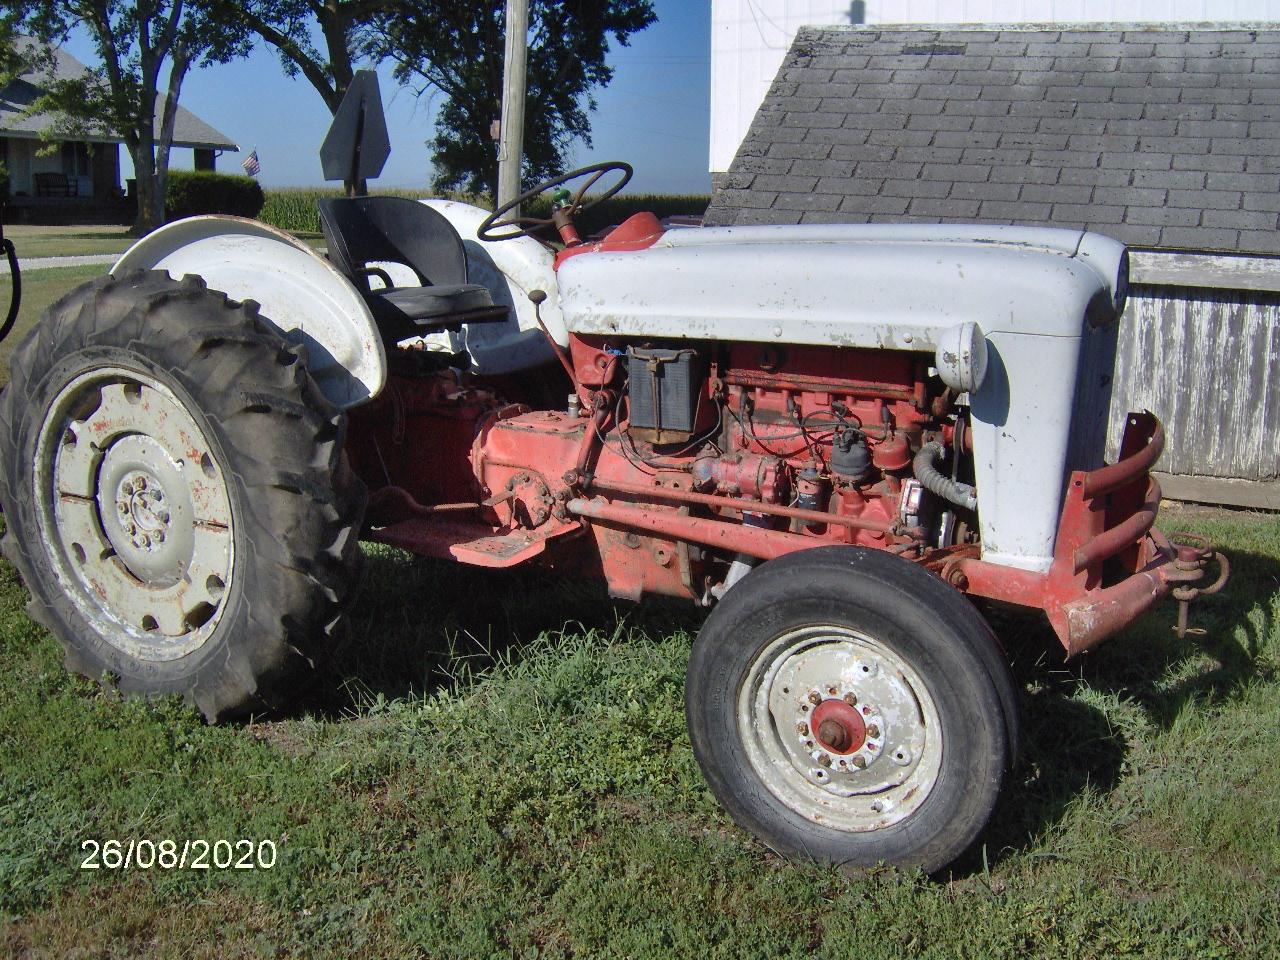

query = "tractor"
[0,81,1227,874]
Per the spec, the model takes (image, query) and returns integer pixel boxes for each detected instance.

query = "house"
[706,21,1280,509]
[1,42,238,220]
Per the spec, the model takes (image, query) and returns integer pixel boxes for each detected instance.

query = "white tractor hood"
[557,223,1126,347]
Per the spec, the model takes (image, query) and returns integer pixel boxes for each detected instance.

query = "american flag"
[241,149,260,177]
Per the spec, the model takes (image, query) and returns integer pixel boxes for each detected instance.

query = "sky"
[58,0,713,195]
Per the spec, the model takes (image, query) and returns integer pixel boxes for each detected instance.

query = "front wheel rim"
[737,625,944,832]
[34,366,235,662]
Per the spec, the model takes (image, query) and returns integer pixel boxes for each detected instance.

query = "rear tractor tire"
[0,270,365,720]
[686,546,1018,874]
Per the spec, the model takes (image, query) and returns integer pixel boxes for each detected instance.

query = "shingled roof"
[705,24,1280,256]
[0,41,238,151]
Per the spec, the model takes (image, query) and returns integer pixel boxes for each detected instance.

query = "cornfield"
[260,187,711,237]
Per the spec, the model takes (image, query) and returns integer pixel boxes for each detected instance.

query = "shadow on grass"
[300,546,701,719]
[971,545,1277,869]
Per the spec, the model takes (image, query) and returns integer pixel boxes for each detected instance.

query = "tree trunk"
[153,51,192,225]
[130,133,160,235]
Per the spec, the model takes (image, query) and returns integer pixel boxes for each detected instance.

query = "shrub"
[165,171,265,222]
[259,187,436,234]
[260,187,709,238]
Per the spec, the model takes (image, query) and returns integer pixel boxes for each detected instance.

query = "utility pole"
[497,0,529,216]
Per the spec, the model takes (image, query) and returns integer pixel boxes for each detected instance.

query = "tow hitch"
[1163,532,1230,639]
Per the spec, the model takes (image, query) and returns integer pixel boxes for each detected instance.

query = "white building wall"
[710,0,1280,172]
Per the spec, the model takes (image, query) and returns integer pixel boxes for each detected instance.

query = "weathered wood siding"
[1107,285,1280,483]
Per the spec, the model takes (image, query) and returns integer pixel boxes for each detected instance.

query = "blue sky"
[60,0,713,195]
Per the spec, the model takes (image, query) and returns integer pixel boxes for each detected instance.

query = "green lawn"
[0,503,1276,958]
[3,225,135,260]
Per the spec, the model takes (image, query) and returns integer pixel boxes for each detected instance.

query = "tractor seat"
[367,283,497,326]
[317,196,510,336]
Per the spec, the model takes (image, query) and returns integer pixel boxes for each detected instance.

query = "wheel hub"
[118,473,168,540]
[812,697,867,754]
[739,627,942,832]
[797,684,885,775]
[95,434,197,584]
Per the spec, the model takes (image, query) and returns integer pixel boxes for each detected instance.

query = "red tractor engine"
[348,335,960,607]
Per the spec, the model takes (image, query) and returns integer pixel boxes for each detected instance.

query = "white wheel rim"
[34,366,234,661]
[737,625,943,832]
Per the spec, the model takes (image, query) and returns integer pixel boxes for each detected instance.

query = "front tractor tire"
[686,546,1018,874]
[0,270,365,721]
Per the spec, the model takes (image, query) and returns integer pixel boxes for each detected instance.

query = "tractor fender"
[419,199,563,374]
[112,215,386,409]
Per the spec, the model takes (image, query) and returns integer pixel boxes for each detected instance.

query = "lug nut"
[796,721,809,736]
[807,691,821,705]
[843,692,857,706]
[866,724,880,739]
[853,756,867,769]
[817,753,832,767]
[154,530,165,544]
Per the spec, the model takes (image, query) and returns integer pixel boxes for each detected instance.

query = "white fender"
[419,199,563,374]
[112,216,387,409]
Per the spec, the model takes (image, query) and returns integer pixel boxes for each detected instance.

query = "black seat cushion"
[369,283,496,325]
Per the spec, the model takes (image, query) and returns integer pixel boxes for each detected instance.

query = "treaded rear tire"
[0,270,365,720]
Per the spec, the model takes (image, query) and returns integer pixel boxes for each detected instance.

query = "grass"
[0,501,1276,957]
[2,225,135,260]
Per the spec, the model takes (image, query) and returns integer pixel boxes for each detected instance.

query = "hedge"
[258,186,710,237]
[166,171,265,221]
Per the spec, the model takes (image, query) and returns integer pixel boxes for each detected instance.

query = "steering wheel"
[477,161,633,242]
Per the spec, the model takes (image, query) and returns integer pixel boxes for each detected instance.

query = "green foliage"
[1,505,1278,955]
[375,1,657,198]
[206,0,390,114]
[258,187,709,237]
[165,171,265,221]
[258,187,429,234]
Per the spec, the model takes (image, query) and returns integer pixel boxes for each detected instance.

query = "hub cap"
[738,626,943,831]
[34,367,234,661]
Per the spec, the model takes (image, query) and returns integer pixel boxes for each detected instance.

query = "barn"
[706,20,1280,509]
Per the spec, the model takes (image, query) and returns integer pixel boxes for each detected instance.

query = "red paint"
[951,413,1202,654]
[567,496,820,561]
[811,698,867,754]
[554,212,666,268]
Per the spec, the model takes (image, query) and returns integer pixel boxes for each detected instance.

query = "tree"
[207,0,391,115]
[0,11,28,86]
[375,0,656,199]
[15,2,250,232]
